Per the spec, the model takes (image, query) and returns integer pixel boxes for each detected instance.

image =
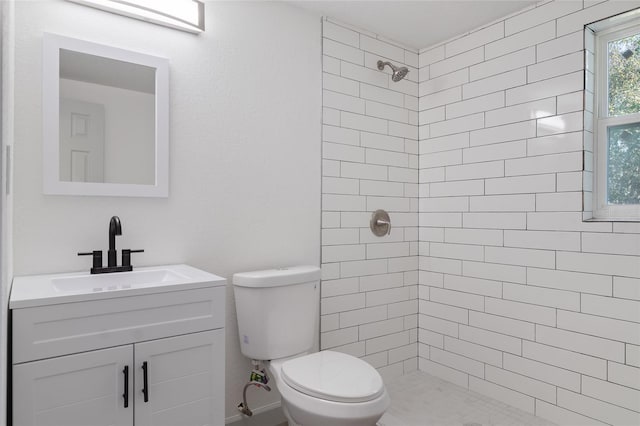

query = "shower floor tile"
[379,371,556,426]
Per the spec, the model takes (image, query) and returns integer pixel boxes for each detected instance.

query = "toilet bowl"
[267,351,390,426]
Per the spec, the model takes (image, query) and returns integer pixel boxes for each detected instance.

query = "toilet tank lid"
[233,265,320,288]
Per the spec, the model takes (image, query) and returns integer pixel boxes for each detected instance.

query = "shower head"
[377,60,409,82]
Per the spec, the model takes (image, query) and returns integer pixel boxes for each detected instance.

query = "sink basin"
[10,264,226,308]
[52,268,188,293]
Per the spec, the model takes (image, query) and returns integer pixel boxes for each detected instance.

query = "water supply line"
[237,360,271,417]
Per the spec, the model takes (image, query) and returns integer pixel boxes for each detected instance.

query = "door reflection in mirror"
[59,49,155,185]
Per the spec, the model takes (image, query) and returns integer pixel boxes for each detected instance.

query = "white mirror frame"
[43,33,169,197]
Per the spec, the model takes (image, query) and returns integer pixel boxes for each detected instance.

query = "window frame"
[593,21,640,220]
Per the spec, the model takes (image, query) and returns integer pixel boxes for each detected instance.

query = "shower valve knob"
[370,210,391,237]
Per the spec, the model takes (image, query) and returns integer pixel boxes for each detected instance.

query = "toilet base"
[283,398,386,426]
[281,404,300,426]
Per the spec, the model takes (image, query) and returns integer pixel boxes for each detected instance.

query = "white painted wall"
[12,1,320,421]
[60,78,155,185]
[417,1,640,424]
[319,18,421,381]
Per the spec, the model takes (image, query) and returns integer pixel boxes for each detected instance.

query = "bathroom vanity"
[9,264,225,426]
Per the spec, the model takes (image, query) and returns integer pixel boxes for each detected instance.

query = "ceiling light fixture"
[66,0,204,34]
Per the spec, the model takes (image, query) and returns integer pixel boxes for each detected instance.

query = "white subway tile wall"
[417,1,640,424]
[323,1,640,422]
[321,18,419,381]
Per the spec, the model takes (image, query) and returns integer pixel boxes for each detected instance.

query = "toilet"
[233,266,390,426]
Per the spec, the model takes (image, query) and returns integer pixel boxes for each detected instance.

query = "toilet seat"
[280,351,385,403]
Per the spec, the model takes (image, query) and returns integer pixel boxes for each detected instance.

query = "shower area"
[320,16,420,380]
[319,2,640,424]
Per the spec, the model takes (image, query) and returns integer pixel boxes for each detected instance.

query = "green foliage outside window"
[607,123,640,204]
[606,34,640,205]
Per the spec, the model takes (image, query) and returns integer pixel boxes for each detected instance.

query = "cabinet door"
[134,329,224,426]
[13,345,133,426]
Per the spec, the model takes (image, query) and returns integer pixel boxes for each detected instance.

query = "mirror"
[43,34,169,197]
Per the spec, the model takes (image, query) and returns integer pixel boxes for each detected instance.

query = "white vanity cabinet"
[10,265,226,426]
[13,330,223,426]
[13,345,133,426]
[133,330,224,426]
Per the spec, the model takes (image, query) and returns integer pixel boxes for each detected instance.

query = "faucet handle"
[122,249,144,267]
[78,250,103,269]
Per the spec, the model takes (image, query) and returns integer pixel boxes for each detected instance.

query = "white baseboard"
[225,401,286,426]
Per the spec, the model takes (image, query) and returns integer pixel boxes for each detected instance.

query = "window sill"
[583,217,640,223]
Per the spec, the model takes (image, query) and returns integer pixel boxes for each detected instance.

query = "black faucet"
[78,216,144,274]
[108,216,122,267]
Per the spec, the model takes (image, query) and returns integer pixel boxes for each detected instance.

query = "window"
[593,19,640,220]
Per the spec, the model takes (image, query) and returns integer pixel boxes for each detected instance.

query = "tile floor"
[378,372,556,426]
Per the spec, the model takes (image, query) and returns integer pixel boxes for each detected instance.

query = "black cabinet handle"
[142,361,149,402]
[123,365,129,408]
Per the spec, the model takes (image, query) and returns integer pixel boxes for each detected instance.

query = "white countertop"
[10,264,226,309]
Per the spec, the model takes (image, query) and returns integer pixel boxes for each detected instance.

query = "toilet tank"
[233,266,321,361]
